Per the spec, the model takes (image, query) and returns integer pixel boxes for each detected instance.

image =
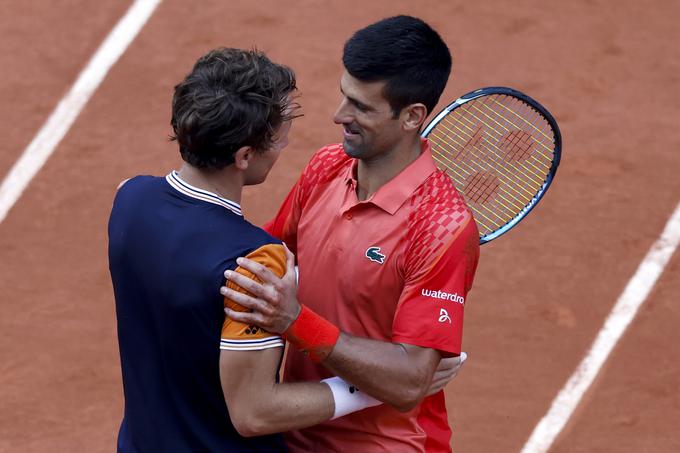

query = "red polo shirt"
[265,139,479,452]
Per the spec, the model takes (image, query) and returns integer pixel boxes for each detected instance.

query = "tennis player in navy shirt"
[108,48,380,452]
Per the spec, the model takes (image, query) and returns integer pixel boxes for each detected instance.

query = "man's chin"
[342,140,363,158]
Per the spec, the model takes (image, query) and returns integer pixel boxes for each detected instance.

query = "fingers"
[223,306,266,329]
[426,368,460,396]
[443,352,467,376]
[428,352,469,395]
[220,286,273,316]
[425,378,450,396]
[221,249,300,334]
[283,243,296,280]
[234,256,278,285]
[432,367,459,382]
[223,269,278,302]
[436,352,468,371]
[221,285,292,334]
[436,357,458,372]
[222,286,279,332]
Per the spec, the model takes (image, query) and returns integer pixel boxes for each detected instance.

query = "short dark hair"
[170,48,299,170]
[342,15,452,117]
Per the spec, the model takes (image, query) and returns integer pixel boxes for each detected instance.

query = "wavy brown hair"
[170,48,300,170]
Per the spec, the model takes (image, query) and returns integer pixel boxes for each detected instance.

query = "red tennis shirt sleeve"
[392,215,479,356]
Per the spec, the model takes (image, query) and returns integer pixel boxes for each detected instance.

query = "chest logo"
[365,246,386,264]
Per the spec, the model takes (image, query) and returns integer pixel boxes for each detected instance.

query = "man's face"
[333,71,403,160]
[244,119,292,185]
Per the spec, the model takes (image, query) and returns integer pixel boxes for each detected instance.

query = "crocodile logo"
[365,246,386,264]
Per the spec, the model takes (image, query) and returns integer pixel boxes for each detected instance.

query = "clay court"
[1,1,679,452]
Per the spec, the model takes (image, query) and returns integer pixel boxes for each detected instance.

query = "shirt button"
[344,213,353,220]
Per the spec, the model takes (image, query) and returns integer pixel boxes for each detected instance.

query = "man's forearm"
[231,381,334,436]
[279,305,441,411]
[219,259,441,411]
[320,333,440,412]
[221,348,380,437]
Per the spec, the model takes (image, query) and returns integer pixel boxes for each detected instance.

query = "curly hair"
[170,48,299,170]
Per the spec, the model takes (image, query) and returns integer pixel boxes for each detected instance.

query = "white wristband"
[322,376,382,419]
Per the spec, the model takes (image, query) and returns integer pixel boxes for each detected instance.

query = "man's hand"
[425,352,467,396]
[221,244,300,334]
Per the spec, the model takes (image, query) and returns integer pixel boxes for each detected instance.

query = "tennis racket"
[421,86,561,244]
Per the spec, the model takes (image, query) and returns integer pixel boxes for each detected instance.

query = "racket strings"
[430,132,524,228]
[434,99,546,192]
[465,97,553,178]
[430,145,515,231]
[491,96,554,144]
[444,95,555,178]
[437,109,541,197]
[433,112,551,203]
[431,115,536,208]
[428,94,557,237]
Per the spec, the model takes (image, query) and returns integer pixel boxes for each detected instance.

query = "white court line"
[521,201,680,453]
[0,0,162,224]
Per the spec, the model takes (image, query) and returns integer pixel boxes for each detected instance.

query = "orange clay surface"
[1,1,679,452]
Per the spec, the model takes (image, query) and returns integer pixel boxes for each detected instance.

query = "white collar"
[165,171,242,216]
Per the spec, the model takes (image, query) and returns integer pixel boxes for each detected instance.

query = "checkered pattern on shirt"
[404,169,472,276]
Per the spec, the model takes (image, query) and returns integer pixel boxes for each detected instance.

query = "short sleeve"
[220,243,287,351]
[391,216,479,356]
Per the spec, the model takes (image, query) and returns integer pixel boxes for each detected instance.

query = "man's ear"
[233,146,254,170]
[401,103,428,132]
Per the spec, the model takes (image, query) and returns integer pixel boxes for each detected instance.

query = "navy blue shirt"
[108,173,287,452]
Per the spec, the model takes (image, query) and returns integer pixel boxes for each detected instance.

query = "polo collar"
[343,138,438,215]
[165,171,243,216]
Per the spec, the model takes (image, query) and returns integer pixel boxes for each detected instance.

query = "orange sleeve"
[220,243,287,351]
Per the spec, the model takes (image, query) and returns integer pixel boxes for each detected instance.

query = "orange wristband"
[283,305,340,363]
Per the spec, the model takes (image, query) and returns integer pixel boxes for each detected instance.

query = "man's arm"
[222,246,440,412]
[427,353,467,396]
[220,348,334,436]
[220,244,381,436]
[223,214,479,411]
[322,335,440,412]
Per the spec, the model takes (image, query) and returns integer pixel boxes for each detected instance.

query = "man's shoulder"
[211,214,282,249]
[312,143,349,161]
[114,174,163,198]
[407,170,476,240]
[402,171,479,273]
[243,222,283,249]
[111,175,163,209]
[411,170,468,211]
[117,174,159,188]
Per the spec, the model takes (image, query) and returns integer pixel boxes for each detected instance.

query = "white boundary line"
[521,201,680,453]
[0,0,162,224]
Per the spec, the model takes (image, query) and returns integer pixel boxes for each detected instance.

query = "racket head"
[422,87,561,244]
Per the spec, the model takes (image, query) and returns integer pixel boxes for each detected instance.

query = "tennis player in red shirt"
[222,16,479,452]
